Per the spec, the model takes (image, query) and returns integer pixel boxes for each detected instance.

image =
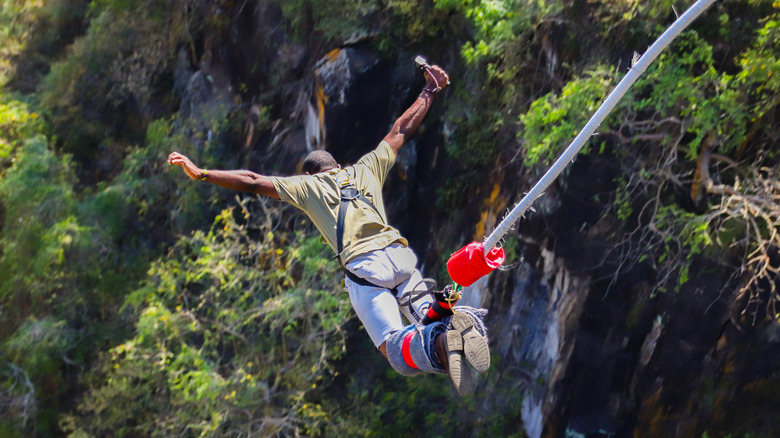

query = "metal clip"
[414,55,430,70]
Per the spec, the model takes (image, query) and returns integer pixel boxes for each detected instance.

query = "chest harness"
[334,169,429,322]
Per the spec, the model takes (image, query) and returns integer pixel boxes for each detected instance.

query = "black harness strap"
[336,172,404,290]
[336,185,381,261]
[344,268,395,292]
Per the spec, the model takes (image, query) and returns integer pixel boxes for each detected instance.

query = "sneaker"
[435,331,474,396]
[451,312,490,373]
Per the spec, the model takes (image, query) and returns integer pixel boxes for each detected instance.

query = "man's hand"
[383,63,449,155]
[167,152,204,180]
[424,65,450,93]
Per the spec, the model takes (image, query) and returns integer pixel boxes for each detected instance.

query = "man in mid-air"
[168,60,489,395]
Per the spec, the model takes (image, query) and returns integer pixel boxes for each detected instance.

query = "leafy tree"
[64,200,351,437]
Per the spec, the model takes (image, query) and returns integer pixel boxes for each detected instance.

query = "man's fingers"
[431,65,450,84]
[169,159,189,168]
[167,152,190,167]
[166,152,201,180]
[424,65,450,92]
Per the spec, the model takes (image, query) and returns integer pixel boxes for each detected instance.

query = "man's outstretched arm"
[383,64,450,158]
[167,152,280,199]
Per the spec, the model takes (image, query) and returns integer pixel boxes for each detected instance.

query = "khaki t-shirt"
[269,141,407,264]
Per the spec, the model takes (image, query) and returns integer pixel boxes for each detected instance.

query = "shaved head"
[302,150,338,174]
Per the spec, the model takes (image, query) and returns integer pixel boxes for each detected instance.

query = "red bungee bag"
[446,242,505,287]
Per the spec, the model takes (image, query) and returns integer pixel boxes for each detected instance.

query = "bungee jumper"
[167,0,719,397]
[168,58,490,395]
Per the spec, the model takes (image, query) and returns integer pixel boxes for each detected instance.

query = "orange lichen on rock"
[474,179,506,242]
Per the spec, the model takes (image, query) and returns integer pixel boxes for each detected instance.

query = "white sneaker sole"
[451,312,490,373]
[445,330,474,396]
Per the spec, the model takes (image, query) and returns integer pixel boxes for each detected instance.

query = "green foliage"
[0,113,215,436]
[608,22,780,162]
[279,0,380,41]
[620,32,747,158]
[735,11,780,124]
[40,0,178,160]
[435,108,502,211]
[385,0,459,44]
[652,205,713,292]
[321,357,527,437]
[519,66,616,166]
[516,30,749,168]
[436,0,563,83]
[0,99,41,175]
[67,202,351,436]
[0,317,73,435]
[593,0,693,41]
[0,120,168,311]
[0,137,79,303]
[0,0,38,86]
[614,178,633,222]
[4,317,70,382]
[278,0,453,46]
[0,0,90,86]
[447,108,503,168]
[0,135,109,435]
